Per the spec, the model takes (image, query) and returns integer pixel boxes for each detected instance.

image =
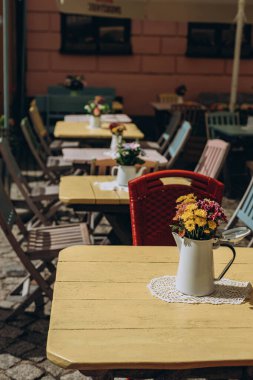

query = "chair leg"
[4,263,56,321]
[5,285,44,321]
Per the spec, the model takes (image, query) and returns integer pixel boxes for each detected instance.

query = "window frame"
[186,22,253,59]
[60,13,132,56]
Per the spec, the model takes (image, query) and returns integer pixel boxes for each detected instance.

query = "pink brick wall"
[26,0,253,115]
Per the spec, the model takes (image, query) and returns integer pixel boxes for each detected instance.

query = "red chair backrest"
[129,169,224,246]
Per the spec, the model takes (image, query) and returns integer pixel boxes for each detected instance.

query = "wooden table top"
[64,114,132,123]
[62,148,168,166]
[47,245,253,371]
[59,175,129,205]
[59,175,191,206]
[54,121,144,140]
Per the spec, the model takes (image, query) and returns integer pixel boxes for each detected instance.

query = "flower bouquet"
[175,84,187,97]
[84,96,110,117]
[112,143,146,186]
[171,193,227,240]
[84,96,110,128]
[109,122,127,153]
[109,122,126,136]
[116,142,145,166]
[64,74,86,90]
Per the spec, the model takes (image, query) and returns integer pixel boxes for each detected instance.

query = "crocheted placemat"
[147,276,252,304]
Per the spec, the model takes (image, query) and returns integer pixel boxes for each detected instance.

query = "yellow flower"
[185,219,195,232]
[194,209,207,218]
[181,211,193,221]
[204,229,210,234]
[176,195,188,203]
[176,193,196,203]
[195,217,206,227]
[186,203,198,212]
[208,220,217,230]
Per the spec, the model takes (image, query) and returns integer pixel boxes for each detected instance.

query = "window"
[60,14,132,55]
[187,23,252,58]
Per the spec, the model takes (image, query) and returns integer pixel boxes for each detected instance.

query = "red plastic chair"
[129,170,224,246]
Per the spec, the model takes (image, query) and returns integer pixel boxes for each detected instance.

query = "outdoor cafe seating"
[1,90,253,380]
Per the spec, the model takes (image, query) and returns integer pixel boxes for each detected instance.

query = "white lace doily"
[93,180,129,192]
[147,276,252,304]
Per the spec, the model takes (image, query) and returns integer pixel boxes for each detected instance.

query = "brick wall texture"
[26,0,253,115]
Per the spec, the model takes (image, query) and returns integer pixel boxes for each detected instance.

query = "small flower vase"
[111,165,146,187]
[110,135,122,154]
[89,115,101,129]
[172,233,236,297]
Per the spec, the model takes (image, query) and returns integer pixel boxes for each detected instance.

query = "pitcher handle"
[214,242,236,281]
[139,166,147,176]
[111,166,118,176]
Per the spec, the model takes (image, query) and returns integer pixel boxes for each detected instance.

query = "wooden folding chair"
[0,179,90,320]
[29,100,80,154]
[225,176,253,246]
[163,120,192,168]
[0,138,63,227]
[21,118,74,184]
[140,111,181,154]
[171,103,207,163]
[194,139,230,179]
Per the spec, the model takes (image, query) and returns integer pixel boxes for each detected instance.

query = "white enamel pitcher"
[111,165,146,187]
[172,228,249,297]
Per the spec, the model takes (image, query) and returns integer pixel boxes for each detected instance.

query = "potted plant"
[175,84,187,104]
[112,142,146,186]
[170,193,237,297]
[84,96,110,128]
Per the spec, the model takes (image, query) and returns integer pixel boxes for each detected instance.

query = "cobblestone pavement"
[0,181,249,379]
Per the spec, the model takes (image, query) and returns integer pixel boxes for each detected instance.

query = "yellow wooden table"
[59,175,190,206]
[60,175,131,244]
[59,175,190,244]
[54,121,144,140]
[47,245,253,379]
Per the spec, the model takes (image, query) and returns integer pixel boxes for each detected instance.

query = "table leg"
[104,212,132,245]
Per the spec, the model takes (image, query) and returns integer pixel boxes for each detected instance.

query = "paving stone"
[6,363,44,380]
[0,354,20,370]
[0,301,16,310]
[39,360,64,377]
[24,331,47,345]
[0,371,11,379]
[22,347,46,363]
[60,371,90,380]
[6,340,36,356]
[0,338,15,352]
[9,315,36,328]
[40,375,56,380]
[0,325,23,339]
[28,319,49,334]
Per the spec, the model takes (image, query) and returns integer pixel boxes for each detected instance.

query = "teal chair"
[225,176,253,247]
[205,111,240,138]
[163,120,192,168]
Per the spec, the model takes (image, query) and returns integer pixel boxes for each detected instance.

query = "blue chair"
[163,120,192,168]
[225,176,253,246]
